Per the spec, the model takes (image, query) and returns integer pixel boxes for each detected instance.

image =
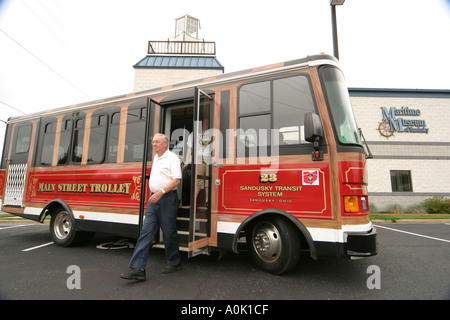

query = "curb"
[371,219,450,224]
[0,219,49,225]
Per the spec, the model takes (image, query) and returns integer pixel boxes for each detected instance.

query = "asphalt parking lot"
[0,219,449,302]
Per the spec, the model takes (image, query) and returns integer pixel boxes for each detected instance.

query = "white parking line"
[0,224,54,251]
[22,242,54,252]
[375,224,450,243]
[0,224,32,230]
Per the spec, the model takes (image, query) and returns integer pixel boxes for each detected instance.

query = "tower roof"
[133,55,224,71]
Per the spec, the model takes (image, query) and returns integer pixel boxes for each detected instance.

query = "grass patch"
[0,213,25,220]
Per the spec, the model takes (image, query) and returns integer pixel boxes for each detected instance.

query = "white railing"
[148,40,216,56]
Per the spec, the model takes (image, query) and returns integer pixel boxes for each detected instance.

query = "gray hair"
[153,133,169,143]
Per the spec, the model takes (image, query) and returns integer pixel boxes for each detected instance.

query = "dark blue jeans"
[128,192,180,269]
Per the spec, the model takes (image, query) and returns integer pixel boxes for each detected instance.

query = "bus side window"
[37,120,56,166]
[87,113,108,164]
[238,81,271,153]
[124,104,147,163]
[10,123,32,164]
[71,118,85,164]
[15,124,32,154]
[237,75,316,155]
[273,76,315,145]
[105,111,121,163]
[57,118,72,165]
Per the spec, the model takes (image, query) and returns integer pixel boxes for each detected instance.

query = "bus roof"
[7,54,338,124]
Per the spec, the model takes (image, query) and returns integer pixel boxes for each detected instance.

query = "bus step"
[153,243,188,252]
[176,217,207,231]
[178,230,207,237]
[152,244,208,255]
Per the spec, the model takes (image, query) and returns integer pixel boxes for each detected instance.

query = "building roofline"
[349,87,450,98]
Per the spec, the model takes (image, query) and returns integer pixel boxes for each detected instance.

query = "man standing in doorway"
[121,133,182,281]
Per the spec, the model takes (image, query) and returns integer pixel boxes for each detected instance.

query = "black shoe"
[161,264,182,274]
[120,268,146,281]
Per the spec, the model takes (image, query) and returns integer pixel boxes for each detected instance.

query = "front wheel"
[246,216,301,274]
[50,209,94,246]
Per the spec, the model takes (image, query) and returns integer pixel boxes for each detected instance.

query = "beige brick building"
[349,88,450,211]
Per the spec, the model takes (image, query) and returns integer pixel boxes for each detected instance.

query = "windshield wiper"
[359,128,373,159]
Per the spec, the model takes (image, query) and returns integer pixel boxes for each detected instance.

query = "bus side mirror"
[304,113,323,142]
[304,112,324,161]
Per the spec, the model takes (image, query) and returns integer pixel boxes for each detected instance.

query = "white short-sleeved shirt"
[186,132,212,164]
[149,149,182,193]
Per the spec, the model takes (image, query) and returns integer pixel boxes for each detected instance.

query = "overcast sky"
[0,0,450,151]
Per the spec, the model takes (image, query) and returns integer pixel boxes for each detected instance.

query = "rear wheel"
[50,208,94,246]
[246,216,301,274]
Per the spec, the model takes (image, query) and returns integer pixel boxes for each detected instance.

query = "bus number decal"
[259,173,277,183]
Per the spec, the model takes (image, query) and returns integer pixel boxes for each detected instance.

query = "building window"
[391,170,413,192]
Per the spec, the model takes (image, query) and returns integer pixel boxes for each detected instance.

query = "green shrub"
[404,204,426,213]
[421,196,450,214]
[369,203,379,213]
[387,203,404,214]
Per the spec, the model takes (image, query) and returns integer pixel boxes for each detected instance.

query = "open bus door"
[138,98,156,236]
[188,88,212,257]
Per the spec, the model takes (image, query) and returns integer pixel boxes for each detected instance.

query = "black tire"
[50,208,94,247]
[246,216,301,274]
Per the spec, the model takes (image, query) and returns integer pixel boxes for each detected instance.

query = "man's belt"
[151,190,177,195]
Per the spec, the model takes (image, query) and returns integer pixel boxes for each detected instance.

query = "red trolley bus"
[0,54,376,274]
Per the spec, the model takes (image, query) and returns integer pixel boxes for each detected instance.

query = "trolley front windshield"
[320,67,362,145]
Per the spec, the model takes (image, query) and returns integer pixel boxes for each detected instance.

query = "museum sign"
[378,106,429,138]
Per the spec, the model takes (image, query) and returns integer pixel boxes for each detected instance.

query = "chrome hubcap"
[53,211,72,240]
[252,221,282,263]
